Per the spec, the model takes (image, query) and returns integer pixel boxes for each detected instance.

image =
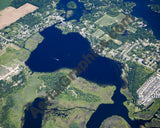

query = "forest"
[126,62,154,101]
[10,0,52,8]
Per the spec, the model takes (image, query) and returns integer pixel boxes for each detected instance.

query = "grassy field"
[2,72,46,128]
[100,116,131,128]
[0,47,30,66]
[95,13,125,27]
[0,65,9,76]
[127,62,154,100]
[101,34,122,45]
[93,29,105,38]
[95,13,137,34]
[43,120,57,128]
[42,73,116,128]
[57,77,116,107]
[0,66,116,128]
[145,118,160,128]
[134,99,160,120]
[25,33,44,51]
[0,42,44,127]
[0,0,12,11]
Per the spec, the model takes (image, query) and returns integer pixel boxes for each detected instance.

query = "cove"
[22,98,46,128]
[123,0,160,39]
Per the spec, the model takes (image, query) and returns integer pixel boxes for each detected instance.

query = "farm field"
[0,3,38,30]
[101,34,122,45]
[95,13,125,27]
[93,29,105,38]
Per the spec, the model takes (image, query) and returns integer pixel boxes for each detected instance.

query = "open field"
[100,116,131,128]
[101,34,122,45]
[1,73,45,128]
[145,118,160,128]
[95,13,137,34]
[0,65,9,76]
[56,76,116,108]
[134,99,160,120]
[127,25,137,33]
[93,29,105,38]
[0,3,38,30]
[95,13,125,27]
[0,43,20,56]
[41,69,116,128]
[25,33,44,51]
[0,66,116,128]
[0,46,30,66]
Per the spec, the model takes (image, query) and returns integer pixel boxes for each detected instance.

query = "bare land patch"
[101,34,122,45]
[95,13,125,27]
[0,3,38,30]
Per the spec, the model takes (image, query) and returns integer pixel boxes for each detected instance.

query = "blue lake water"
[23,0,159,127]
[22,98,45,128]
[56,0,88,21]
[25,24,124,86]
[123,0,160,39]
[25,24,147,128]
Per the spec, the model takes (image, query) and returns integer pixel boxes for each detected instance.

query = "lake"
[56,0,88,21]
[24,0,158,127]
[22,98,45,128]
[123,0,160,39]
[25,23,147,128]
[25,24,124,86]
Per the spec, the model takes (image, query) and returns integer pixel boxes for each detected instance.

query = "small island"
[66,10,74,19]
[67,1,77,9]
[149,4,160,13]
